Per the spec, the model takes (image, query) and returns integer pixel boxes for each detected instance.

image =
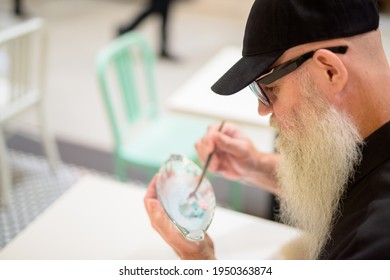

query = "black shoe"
[116,26,128,37]
[159,51,180,62]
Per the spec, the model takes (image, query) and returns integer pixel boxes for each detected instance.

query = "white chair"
[0,18,60,206]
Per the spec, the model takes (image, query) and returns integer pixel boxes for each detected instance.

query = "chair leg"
[115,157,128,182]
[0,129,11,207]
[37,103,60,172]
[228,181,243,212]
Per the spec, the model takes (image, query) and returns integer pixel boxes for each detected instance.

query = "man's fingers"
[144,175,158,200]
[215,132,247,156]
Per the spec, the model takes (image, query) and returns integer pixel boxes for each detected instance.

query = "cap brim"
[211,49,284,95]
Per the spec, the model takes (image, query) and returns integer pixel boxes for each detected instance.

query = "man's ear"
[312,49,348,103]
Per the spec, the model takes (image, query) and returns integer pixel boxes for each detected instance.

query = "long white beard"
[272,73,363,259]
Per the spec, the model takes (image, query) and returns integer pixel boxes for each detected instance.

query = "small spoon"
[188,120,225,199]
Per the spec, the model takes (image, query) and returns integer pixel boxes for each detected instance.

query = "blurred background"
[1,0,251,163]
[1,0,390,251]
[0,0,266,248]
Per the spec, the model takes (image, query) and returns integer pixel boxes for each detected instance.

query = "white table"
[0,175,301,260]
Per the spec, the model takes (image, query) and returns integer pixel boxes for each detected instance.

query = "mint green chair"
[96,32,209,181]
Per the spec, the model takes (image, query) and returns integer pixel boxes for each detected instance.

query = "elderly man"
[144,0,390,259]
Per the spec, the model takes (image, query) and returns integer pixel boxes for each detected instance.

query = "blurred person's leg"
[117,1,155,36]
[157,0,176,60]
[14,0,23,16]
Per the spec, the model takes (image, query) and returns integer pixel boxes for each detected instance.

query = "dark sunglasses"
[248,46,348,107]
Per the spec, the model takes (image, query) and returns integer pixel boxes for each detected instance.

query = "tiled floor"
[0,150,89,248]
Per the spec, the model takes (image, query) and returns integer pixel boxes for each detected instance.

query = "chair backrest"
[96,32,158,148]
[0,18,46,123]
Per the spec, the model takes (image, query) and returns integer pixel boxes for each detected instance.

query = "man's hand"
[195,122,280,194]
[144,175,216,260]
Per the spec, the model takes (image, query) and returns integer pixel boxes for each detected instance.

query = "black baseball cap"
[211,0,379,95]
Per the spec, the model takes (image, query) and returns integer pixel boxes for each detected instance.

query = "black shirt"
[320,121,390,259]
